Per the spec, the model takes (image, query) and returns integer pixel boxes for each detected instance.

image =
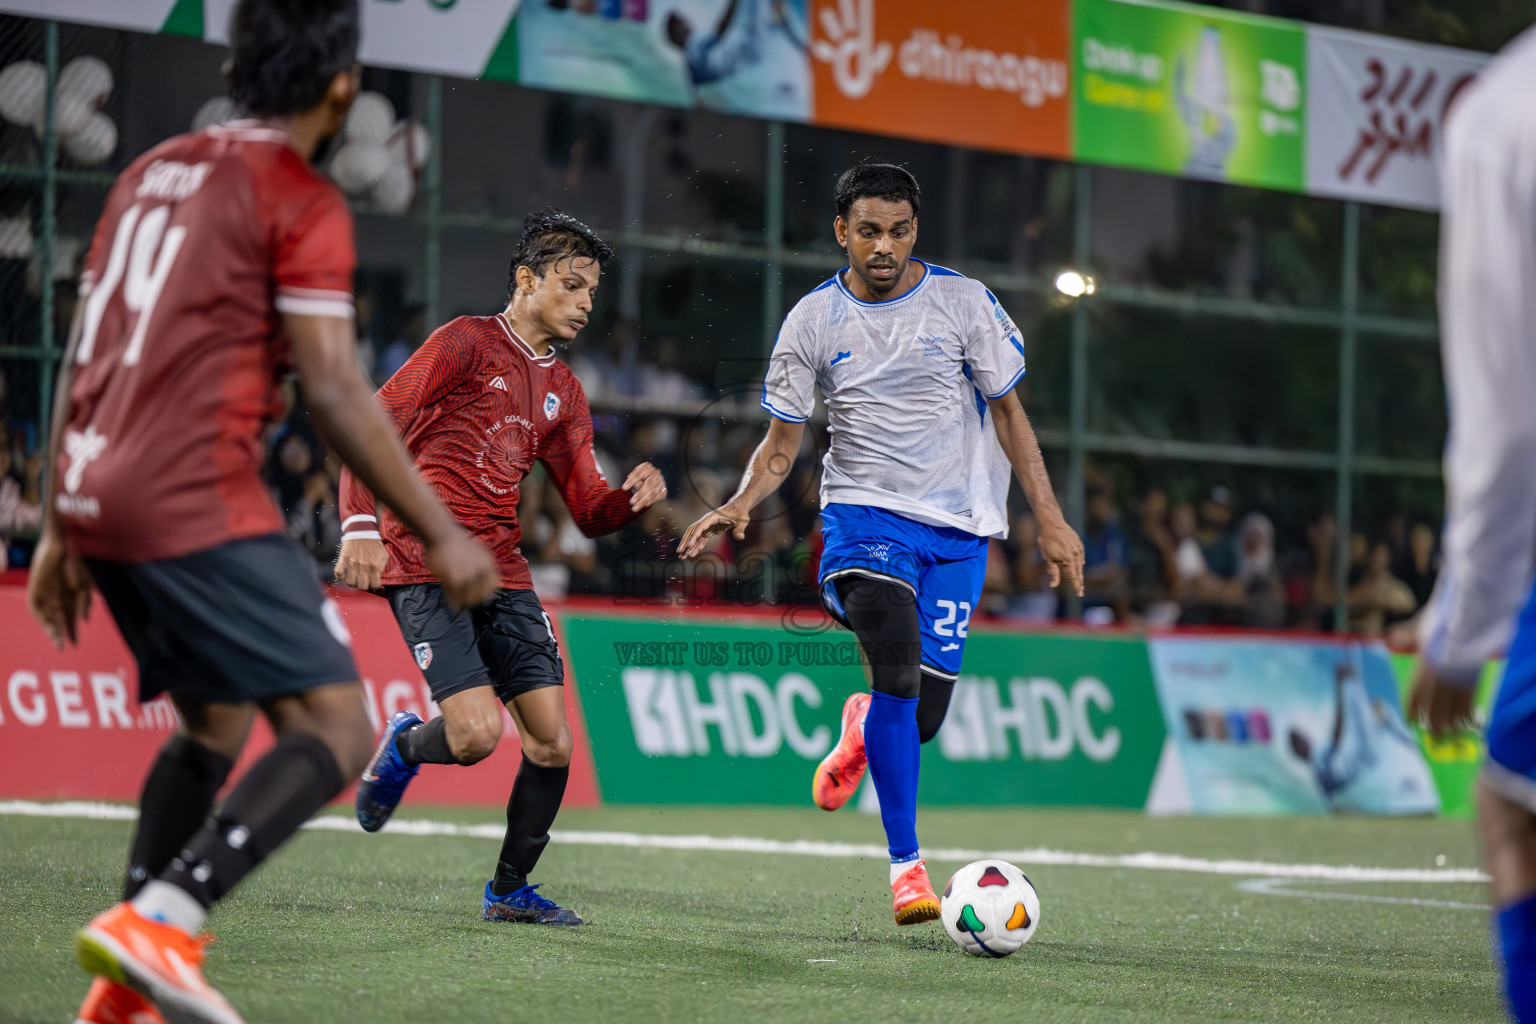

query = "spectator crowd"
[252,323,1443,640]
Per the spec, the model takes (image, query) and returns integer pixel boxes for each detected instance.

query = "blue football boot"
[482,882,584,925]
[355,711,422,833]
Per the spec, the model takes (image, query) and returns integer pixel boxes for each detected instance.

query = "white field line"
[1235,876,1490,911]
[0,800,1490,885]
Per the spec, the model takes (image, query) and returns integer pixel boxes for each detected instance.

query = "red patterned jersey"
[56,121,355,562]
[340,313,637,590]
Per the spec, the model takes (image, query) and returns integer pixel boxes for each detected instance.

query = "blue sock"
[864,690,920,861]
[1498,891,1536,1022]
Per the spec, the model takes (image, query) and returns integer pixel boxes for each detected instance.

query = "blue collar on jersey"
[832,258,938,308]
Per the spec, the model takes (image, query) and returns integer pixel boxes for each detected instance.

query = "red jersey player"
[336,209,665,925]
[26,3,497,1022]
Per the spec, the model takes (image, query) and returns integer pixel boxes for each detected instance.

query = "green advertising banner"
[562,613,1165,808]
[1073,0,1306,191]
[1389,654,1501,819]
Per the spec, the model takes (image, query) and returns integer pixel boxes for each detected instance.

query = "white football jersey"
[762,259,1026,538]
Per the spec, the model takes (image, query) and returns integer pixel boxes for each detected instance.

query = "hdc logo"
[621,668,831,759]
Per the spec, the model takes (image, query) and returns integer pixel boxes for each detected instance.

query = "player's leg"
[915,672,956,745]
[831,572,939,924]
[910,535,988,744]
[357,583,500,832]
[476,591,582,924]
[76,536,362,1024]
[1480,596,1536,1022]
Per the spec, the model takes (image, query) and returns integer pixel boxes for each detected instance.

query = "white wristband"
[341,514,378,530]
[342,530,381,541]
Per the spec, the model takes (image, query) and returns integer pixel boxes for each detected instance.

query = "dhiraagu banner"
[1072,0,1306,191]
[561,613,1165,808]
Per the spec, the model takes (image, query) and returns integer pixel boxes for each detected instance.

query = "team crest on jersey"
[413,642,433,671]
[543,392,561,420]
[489,376,507,392]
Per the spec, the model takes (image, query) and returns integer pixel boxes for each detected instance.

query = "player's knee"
[524,730,573,768]
[916,713,945,745]
[449,719,502,765]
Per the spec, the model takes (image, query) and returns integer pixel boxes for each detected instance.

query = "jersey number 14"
[76,202,188,368]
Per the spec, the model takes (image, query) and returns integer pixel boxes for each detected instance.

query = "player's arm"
[26,300,93,648]
[1411,127,1536,736]
[679,417,803,559]
[542,383,666,537]
[987,392,1084,597]
[334,324,476,591]
[286,312,496,610]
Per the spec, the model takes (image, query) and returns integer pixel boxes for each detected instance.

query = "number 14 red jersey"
[340,313,640,591]
[58,121,355,562]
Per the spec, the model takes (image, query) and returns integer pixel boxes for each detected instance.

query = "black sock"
[160,732,343,908]
[915,672,956,745]
[125,736,233,900]
[395,717,456,765]
[490,755,569,896]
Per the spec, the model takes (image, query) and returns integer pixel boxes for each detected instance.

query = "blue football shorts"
[817,502,989,680]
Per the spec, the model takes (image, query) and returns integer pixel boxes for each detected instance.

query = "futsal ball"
[940,860,1040,958]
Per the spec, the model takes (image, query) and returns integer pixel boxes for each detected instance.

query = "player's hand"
[1406,659,1478,738]
[678,503,748,559]
[27,526,92,649]
[422,530,499,611]
[335,536,389,593]
[1037,515,1086,597]
[624,462,667,512]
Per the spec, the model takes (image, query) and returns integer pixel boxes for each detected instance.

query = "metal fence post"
[1067,163,1092,619]
[38,21,58,444]
[423,76,443,331]
[1333,201,1361,632]
[763,120,784,354]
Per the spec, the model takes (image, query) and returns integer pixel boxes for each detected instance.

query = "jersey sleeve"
[963,283,1028,400]
[1417,102,1536,685]
[272,186,356,320]
[761,304,817,423]
[541,376,641,538]
[337,320,482,535]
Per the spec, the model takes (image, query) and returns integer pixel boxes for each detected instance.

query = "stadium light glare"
[1054,270,1093,297]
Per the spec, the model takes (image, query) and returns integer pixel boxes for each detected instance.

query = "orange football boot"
[812,692,871,811]
[891,859,941,926]
[74,977,166,1024]
[75,902,244,1024]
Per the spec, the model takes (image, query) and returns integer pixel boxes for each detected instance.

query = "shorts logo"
[543,392,561,420]
[413,642,433,671]
[859,542,893,562]
[489,376,507,391]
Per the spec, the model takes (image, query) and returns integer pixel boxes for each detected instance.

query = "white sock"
[890,856,921,885]
[130,880,206,935]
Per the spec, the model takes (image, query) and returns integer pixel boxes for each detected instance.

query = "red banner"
[0,586,600,808]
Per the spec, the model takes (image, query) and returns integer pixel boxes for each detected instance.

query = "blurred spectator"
[355,292,379,386]
[1197,485,1238,579]
[1402,521,1439,609]
[1000,512,1059,622]
[1237,512,1285,628]
[1348,541,1417,635]
[1082,486,1128,617]
[0,440,42,566]
[1127,488,1180,627]
[638,336,704,403]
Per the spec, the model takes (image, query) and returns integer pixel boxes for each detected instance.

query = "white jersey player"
[681,163,1083,928]
[1408,26,1536,1022]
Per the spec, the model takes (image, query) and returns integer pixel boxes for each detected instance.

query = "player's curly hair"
[834,163,922,220]
[507,208,615,299]
[227,0,360,117]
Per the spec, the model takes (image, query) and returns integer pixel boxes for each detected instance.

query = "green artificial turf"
[0,805,1504,1024]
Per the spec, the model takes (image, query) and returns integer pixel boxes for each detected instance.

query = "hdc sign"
[809,0,1071,157]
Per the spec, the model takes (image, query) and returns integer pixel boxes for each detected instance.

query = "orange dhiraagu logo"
[809,0,1071,158]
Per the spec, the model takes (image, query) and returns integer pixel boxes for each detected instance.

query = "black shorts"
[87,533,359,705]
[385,584,564,704]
